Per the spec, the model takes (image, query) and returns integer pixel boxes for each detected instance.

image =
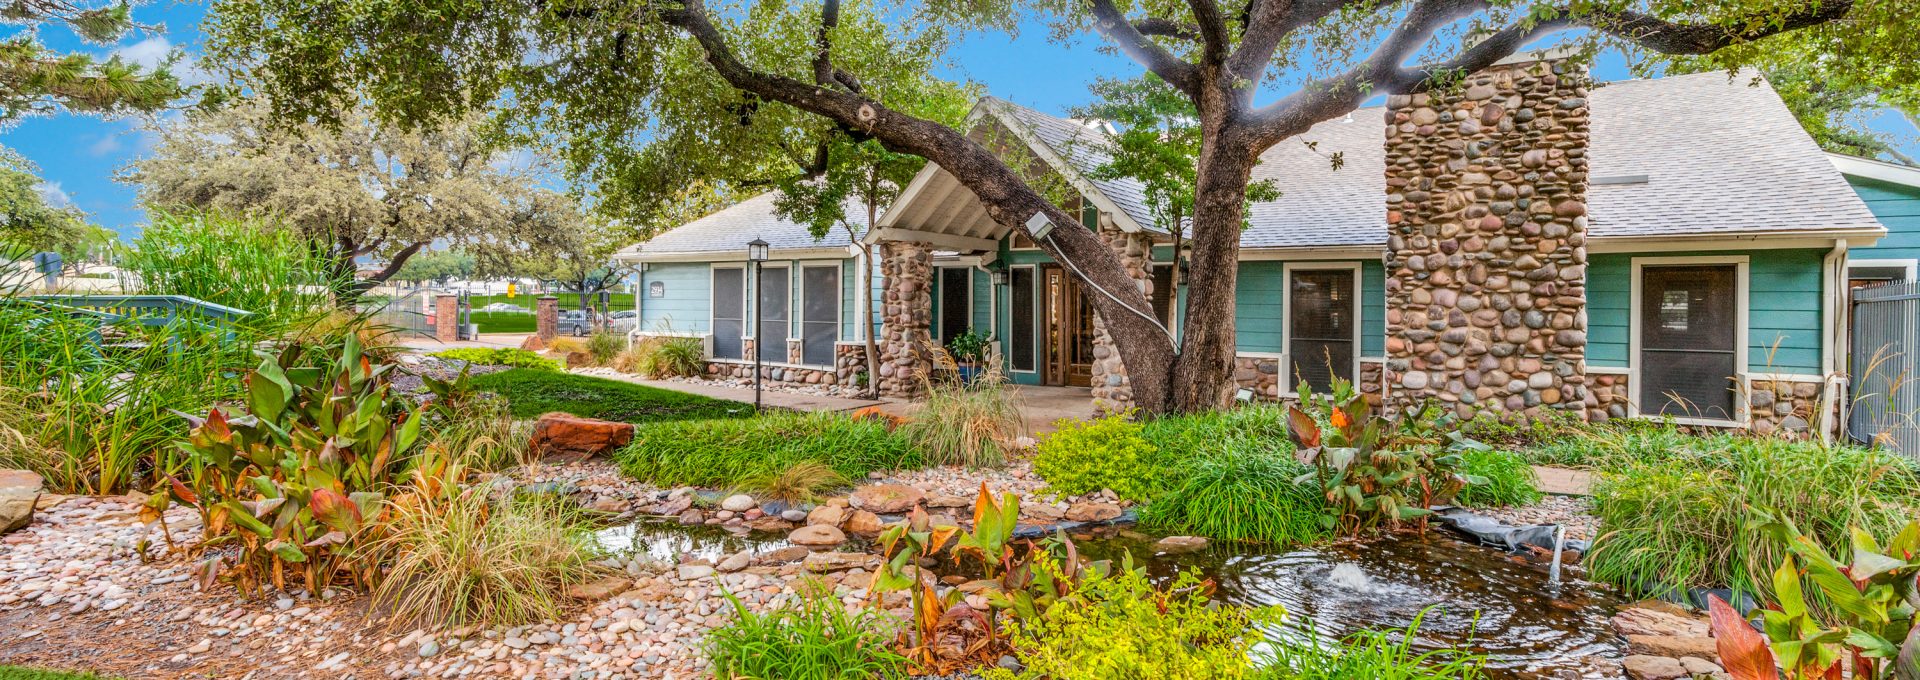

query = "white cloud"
[89,135,122,157]
[33,182,72,208]
[111,36,214,87]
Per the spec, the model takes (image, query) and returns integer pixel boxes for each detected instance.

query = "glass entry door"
[1639,264,1739,420]
[1043,266,1094,387]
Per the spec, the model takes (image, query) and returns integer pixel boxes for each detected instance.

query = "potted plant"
[948,329,990,383]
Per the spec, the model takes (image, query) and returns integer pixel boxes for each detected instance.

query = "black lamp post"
[747,238,769,413]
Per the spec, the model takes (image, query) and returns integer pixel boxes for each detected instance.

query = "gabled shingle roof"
[616,192,866,258]
[990,100,1159,233]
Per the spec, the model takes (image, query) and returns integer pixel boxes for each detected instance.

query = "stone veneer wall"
[703,342,868,387]
[1088,224,1156,414]
[1230,357,1386,407]
[1588,373,1828,436]
[878,242,934,398]
[1383,58,1592,421]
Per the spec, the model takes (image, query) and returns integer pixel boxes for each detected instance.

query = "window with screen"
[938,267,971,347]
[756,267,789,362]
[1010,267,1035,371]
[801,265,840,367]
[711,268,744,360]
[1639,265,1739,420]
[1151,263,1176,326]
[1288,268,1355,394]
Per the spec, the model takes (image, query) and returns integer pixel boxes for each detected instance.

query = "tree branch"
[361,240,430,285]
[1224,0,1296,105]
[1133,17,1200,41]
[1086,0,1201,97]
[1592,0,1853,55]
[1185,0,1232,67]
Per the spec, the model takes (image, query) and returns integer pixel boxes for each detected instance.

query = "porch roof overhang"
[866,166,1007,253]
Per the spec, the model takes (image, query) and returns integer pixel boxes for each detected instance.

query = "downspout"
[1819,239,1848,443]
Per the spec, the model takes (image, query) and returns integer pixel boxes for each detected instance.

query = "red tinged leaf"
[1286,405,1321,449]
[1708,594,1779,680]
[167,475,198,506]
[309,488,362,534]
[204,407,231,441]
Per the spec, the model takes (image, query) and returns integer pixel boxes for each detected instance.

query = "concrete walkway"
[399,332,533,351]
[878,384,1095,436]
[1533,465,1595,496]
[579,371,885,413]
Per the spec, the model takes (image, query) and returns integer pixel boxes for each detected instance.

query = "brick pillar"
[434,294,459,343]
[878,241,933,398]
[1089,224,1155,414]
[536,296,559,342]
[1383,57,1590,421]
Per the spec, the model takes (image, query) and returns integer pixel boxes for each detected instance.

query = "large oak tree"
[206,0,1907,412]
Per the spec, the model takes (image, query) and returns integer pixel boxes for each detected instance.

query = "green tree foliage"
[202,0,1907,412]
[0,0,183,121]
[393,249,477,285]
[0,154,111,268]
[124,100,571,298]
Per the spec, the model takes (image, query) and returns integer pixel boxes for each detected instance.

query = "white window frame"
[1847,258,1919,283]
[1007,264,1039,375]
[708,264,747,359]
[1628,255,1750,428]
[798,260,846,368]
[1279,261,1364,399]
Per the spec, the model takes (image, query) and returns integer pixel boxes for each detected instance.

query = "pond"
[596,520,1625,679]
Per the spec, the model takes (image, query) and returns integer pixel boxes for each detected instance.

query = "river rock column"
[878,241,933,399]
[1089,224,1155,414]
[1383,57,1591,421]
[536,296,559,342]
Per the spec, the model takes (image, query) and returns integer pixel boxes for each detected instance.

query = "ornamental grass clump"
[618,411,923,487]
[1138,452,1331,546]
[900,360,1023,468]
[1451,448,1541,508]
[703,580,908,680]
[372,490,606,629]
[586,330,625,366]
[1258,608,1488,679]
[1586,433,1920,608]
[735,460,848,506]
[631,336,704,378]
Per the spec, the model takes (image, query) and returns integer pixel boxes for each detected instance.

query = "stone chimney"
[1382,57,1591,420]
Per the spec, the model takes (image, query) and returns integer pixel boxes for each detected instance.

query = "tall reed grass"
[1138,452,1331,546]
[1587,433,1920,609]
[116,211,336,331]
[373,492,607,628]
[900,360,1023,468]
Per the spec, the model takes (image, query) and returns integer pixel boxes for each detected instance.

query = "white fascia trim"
[870,227,998,253]
[1748,372,1827,383]
[1828,152,1920,190]
[873,163,945,235]
[1590,229,1885,253]
[1848,258,1920,281]
[971,99,1152,235]
[619,247,857,264]
[1587,365,1630,375]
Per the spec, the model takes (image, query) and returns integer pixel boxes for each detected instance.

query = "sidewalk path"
[398,332,532,350]
[577,371,885,413]
[1533,465,1594,496]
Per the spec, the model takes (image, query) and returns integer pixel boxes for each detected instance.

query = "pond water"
[595,520,1625,679]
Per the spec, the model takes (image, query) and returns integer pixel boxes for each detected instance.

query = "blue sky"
[10,2,1918,239]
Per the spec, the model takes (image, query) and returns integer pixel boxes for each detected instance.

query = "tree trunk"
[1169,134,1256,412]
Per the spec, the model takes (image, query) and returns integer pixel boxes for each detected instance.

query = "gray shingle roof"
[618,192,866,258]
[1235,70,1884,247]
[631,70,1881,256]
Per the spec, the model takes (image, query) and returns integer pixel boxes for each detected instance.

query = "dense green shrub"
[471,368,748,423]
[1138,452,1331,546]
[1258,609,1488,679]
[1587,433,1920,605]
[1033,413,1158,500]
[704,580,908,680]
[115,211,335,332]
[1511,418,1696,468]
[622,335,705,377]
[373,492,606,628]
[1451,448,1542,508]
[430,347,563,371]
[984,565,1282,680]
[618,411,923,487]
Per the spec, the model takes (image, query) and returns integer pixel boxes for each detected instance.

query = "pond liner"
[1432,506,1590,555]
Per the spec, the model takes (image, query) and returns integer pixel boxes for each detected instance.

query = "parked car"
[556,310,637,336]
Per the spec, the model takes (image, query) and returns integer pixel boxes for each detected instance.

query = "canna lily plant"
[163,335,427,594]
[955,482,1020,578]
[1709,510,1920,680]
[1286,377,1480,536]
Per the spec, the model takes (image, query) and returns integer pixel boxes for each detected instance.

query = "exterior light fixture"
[1025,212,1055,241]
[747,238,770,262]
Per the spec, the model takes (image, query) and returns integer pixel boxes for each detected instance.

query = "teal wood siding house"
[619,61,1909,435]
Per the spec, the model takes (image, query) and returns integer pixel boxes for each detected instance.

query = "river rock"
[1023,503,1066,522]
[1625,635,1718,659]
[676,564,715,580]
[1621,655,1688,680]
[0,469,43,534]
[567,576,632,601]
[806,505,845,527]
[757,546,811,564]
[850,484,923,513]
[844,510,884,535]
[926,495,971,509]
[719,494,756,512]
[716,552,751,573]
[1612,607,1708,637]
[528,413,635,459]
[803,552,881,573]
[1065,502,1122,522]
[789,524,847,546]
[780,509,808,522]
[1154,536,1209,553]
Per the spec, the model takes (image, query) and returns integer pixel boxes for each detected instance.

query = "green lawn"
[471,369,753,423]
[468,293,636,334]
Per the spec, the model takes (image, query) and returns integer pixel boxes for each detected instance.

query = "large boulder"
[849,484,923,514]
[519,335,547,351]
[528,413,635,459]
[0,469,44,535]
